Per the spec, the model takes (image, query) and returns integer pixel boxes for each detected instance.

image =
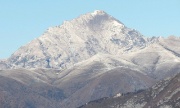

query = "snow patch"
[91,10,106,16]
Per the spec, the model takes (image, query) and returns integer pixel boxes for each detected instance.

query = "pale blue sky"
[0,0,180,59]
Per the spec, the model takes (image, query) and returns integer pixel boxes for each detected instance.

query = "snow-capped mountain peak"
[3,11,148,69]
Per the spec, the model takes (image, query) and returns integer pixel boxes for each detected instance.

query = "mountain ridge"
[79,72,180,108]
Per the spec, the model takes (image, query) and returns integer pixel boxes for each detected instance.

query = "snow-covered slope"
[5,10,147,69]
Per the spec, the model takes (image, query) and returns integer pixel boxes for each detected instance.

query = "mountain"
[0,10,180,108]
[54,54,156,107]
[79,73,180,108]
[3,10,147,69]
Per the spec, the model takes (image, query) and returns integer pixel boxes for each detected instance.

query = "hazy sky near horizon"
[0,0,180,59]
